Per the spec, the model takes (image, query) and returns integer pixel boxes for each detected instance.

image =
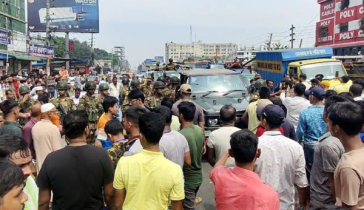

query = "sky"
[71,0,320,69]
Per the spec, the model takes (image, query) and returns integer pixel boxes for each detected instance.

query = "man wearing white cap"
[172,84,205,131]
[31,86,43,100]
[32,103,62,173]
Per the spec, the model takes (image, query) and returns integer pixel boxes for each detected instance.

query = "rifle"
[58,104,68,116]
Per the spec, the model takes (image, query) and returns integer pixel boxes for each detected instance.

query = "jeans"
[183,186,200,210]
[303,142,318,183]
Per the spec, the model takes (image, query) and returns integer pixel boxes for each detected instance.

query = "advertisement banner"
[29,44,55,59]
[154,56,164,63]
[28,0,99,33]
[0,28,9,45]
[335,4,364,25]
[320,1,335,20]
[316,19,334,46]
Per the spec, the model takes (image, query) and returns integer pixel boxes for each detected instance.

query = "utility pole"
[268,33,273,50]
[290,24,295,49]
[46,0,51,75]
[90,33,94,66]
[65,32,69,70]
[299,39,303,48]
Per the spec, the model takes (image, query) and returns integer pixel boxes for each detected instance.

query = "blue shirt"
[296,105,326,145]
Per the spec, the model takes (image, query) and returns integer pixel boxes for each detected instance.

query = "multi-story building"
[316,0,364,55]
[165,41,238,62]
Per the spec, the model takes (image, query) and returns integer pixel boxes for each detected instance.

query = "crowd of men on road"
[1,64,364,210]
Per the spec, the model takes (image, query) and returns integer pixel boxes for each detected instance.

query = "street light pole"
[46,0,51,75]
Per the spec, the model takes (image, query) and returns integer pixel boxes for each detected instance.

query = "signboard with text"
[335,4,364,25]
[28,0,99,33]
[316,19,334,45]
[29,44,55,59]
[320,0,335,20]
[0,28,10,45]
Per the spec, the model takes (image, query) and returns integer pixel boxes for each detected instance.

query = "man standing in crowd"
[5,90,14,100]
[114,112,184,210]
[350,84,363,101]
[297,87,327,180]
[78,81,103,143]
[18,86,34,125]
[266,79,274,94]
[172,84,205,131]
[310,96,348,209]
[146,81,165,110]
[97,96,119,149]
[207,105,240,168]
[161,98,181,131]
[327,102,364,209]
[32,103,62,172]
[105,120,127,169]
[0,160,28,210]
[72,88,82,106]
[37,110,115,210]
[0,99,21,137]
[98,83,110,101]
[178,102,205,209]
[109,75,122,100]
[120,78,130,113]
[334,75,351,94]
[51,82,76,124]
[127,89,149,110]
[255,104,309,210]
[210,130,279,210]
[0,136,37,210]
[22,103,41,159]
[242,87,271,134]
[299,73,311,90]
[280,83,311,129]
[155,106,191,168]
[123,105,147,156]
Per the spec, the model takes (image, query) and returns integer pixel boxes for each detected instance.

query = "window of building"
[339,23,348,33]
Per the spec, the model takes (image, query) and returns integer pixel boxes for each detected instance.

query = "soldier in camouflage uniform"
[18,86,34,126]
[98,83,110,102]
[249,79,267,103]
[51,82,76,124]
[77,81,103,144]
[164,76,180,102]
[164,58,175,70]
[120,78,130,113]
[145,81,165,110]
[141,77,153,98]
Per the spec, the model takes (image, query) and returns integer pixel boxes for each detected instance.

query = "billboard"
[155,56,164,63]
[0,28,10,45]
[28,0,99,33]
[29,44,55,59]
[316,19,334,45]
[320,0,335,20]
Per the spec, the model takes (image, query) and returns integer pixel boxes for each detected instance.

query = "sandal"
[195,197,203,205]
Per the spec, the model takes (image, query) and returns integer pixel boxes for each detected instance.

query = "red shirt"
[13,82,19,98]
[256,125,284,137]
[210,166,280,210]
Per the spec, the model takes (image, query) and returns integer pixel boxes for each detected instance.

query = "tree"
[94,48,109,60]
[273,43,289,50]
[69,39,92,60]
[49,36,66,58]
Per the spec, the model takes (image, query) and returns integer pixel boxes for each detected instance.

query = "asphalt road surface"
[196,161,216,210]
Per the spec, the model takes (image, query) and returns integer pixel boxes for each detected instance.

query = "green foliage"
[49,36,66,58]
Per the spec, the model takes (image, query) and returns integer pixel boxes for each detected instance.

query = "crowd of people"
[0,66,364,210]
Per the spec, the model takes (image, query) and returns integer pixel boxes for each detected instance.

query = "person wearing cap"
[242,87,271,134]
[32,103,62,173]
[146,81,165,110]
[255,104,309,210]
[172,84,205,131]
[320,80,330,90]
[141,77,153,98]
[31,86,43,100]
[296,87,327,181]
[51,82,76,124]
[255,100,284,137]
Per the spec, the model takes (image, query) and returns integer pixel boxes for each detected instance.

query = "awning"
[10,54,43,61]
[0,54,15,59]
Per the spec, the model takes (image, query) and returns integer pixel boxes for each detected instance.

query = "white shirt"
[354,96,363,101]
[207,126,241,168]
[159,130,190,168]
[109,83,121,99]
[301,81,311,90]
[280,93,311,130]
[73,96,81,106]
[255,131,308,210]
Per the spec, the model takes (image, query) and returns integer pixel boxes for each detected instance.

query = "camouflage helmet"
[99,83,109,91]
[19,86,30,95]
[130,80,140,88]
[170,76,180,84]
[85,81,97,90]
[122,78,130,85]
[56,82,68,90]
[254,79,267,90]
[154,81,166,89]
[157,76,165,82]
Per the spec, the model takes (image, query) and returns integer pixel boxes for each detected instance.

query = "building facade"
[316,0,364,55]
[165,41,238,62]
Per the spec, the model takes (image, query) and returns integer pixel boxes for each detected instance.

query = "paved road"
[196,161,216,210]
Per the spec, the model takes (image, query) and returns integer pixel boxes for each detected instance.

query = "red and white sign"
[320,1,335,20]
[318,0,328,3]
[316,19,335,45]
[335,5,364,25]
